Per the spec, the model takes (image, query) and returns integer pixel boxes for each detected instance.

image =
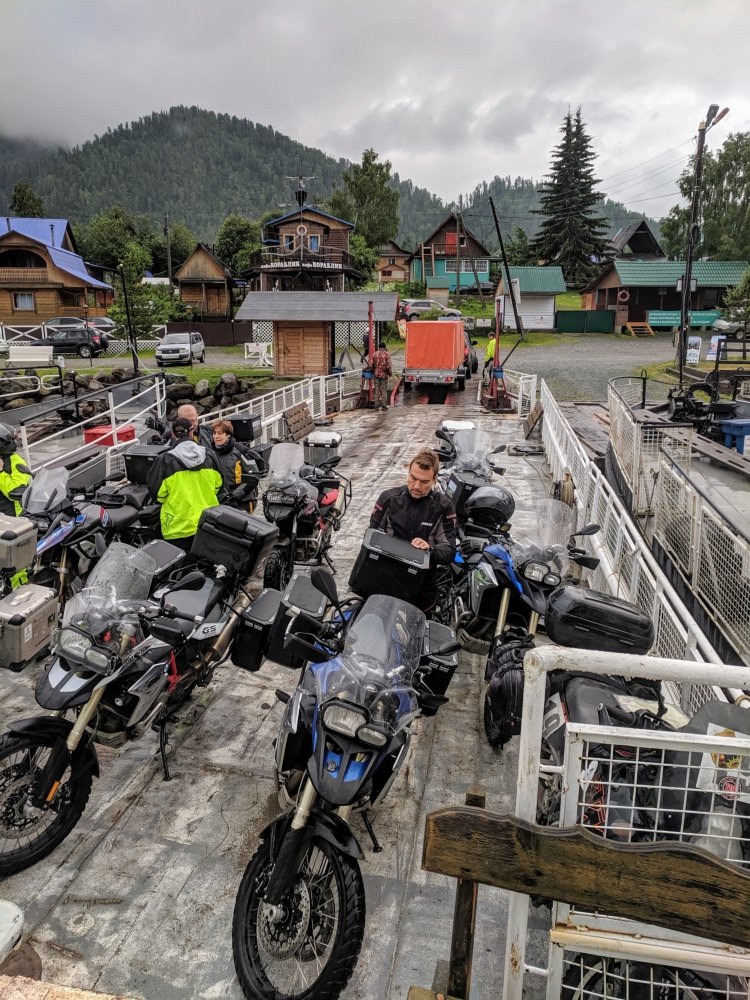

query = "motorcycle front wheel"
[0,731,93,875]
[232,835,366,1000]
[264,548,292,592]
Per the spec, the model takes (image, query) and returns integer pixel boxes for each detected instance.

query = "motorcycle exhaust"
[202,583,255,666]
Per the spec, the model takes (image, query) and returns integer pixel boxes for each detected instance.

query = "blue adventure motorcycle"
[232,567,459,1000]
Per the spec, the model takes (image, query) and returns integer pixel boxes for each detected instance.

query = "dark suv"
[47,328,106,358]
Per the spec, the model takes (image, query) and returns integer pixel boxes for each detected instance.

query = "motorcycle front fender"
[8,715,101,779]
[259,806,364,862]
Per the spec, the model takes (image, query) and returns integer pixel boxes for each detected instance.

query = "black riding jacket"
[369,485,457,565]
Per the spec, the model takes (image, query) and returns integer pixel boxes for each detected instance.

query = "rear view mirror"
[311,567,339,606]
[574,523,601,537]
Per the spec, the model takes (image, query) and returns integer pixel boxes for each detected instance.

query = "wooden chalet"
[235,291,397,376]
[244,206,358,292]
[375,240,411,285]
[582,259,749,331]
[607,219,665,260]
[0,217,112,324]
[174,243,235,320]
[411,215,491,302]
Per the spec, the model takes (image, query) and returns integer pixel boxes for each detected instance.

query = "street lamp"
[677,104,729,386]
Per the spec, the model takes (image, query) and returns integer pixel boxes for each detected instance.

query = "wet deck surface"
[0,386,552,999]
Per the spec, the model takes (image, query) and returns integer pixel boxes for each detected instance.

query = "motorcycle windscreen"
[451,429,493,475]
[23,467,70,514]
[313,595,426,728]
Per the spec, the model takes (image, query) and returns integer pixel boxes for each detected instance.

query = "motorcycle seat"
[162,577,225,636]
[103,505,140,531]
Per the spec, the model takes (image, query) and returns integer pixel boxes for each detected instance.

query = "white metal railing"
[541,380,724,690]
[607,376,693,516]
[654,454,750,667]
[504,645,750,1000]
[0,373,62,403]
[503,368,537,416]
[20,378,167,472]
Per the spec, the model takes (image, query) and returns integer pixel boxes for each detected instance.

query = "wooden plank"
[626,322,655,337]
[522,401,543,439]
[447,787,485,999]
[422,810,750,950]
[283,402,315,441]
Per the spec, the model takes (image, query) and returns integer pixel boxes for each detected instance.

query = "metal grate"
[561,952,748,998]
[697,510,750,660]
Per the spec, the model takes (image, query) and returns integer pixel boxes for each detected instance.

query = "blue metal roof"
[48,245,111,290]
[1,217,73,249]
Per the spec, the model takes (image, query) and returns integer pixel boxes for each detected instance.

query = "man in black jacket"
[369,448,457,610]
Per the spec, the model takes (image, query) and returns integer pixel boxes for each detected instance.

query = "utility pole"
[164,212,173,288]
[118,264,140,376]
[489,197,524,342]
[458,214,485,305]
[677,104,729,385]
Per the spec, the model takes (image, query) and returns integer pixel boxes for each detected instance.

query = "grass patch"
[555,292,583,310]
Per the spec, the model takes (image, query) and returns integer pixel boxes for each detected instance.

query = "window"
[446,259,489,273]
[284,234,295,251]
[445,260,458,272]
[12,292,34,310]
[387,257,396,265]
[459,235,466,247]
[382,269,392,277]
[309,235,320,252]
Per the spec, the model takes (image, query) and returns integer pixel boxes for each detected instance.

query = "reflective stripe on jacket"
[0,452,32,516]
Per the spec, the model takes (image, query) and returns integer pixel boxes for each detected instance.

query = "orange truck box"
[403,320,467,388]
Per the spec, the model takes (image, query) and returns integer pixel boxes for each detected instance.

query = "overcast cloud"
[3,0,749,220]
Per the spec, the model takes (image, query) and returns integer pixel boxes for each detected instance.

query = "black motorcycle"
[232,567,459,1000]
[0,508,277,875]
[261,443,350,591]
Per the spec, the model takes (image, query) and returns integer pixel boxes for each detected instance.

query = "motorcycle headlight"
[57,629,92,661]
[323,702,366,738]
[356,725,388,748]
[543,572,561,587]
[523,561,550,582]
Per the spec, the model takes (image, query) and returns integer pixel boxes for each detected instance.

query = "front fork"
[494,587,540,640]
[35,627,135,806]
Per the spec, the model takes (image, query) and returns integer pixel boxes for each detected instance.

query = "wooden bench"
[409,806,750,998]
[720,417,750,455]
[243,342,274,367]
[283,401,316,441]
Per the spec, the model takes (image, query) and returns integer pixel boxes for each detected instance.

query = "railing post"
[447,786,486,999]
[107,389,117,441]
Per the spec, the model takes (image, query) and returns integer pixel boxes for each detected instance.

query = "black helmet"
[0,424,17,457]
[464,485,515,529]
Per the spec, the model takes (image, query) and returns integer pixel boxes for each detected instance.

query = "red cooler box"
[83,424,136,447]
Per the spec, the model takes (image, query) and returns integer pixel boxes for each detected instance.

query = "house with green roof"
[495,266,566,330]
[582,259,749,330]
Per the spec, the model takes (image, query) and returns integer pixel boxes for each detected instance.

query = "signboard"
[647,310,721,328]
[686,336,702,364]
[476,318,492,328]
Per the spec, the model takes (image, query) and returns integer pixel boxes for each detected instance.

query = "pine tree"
[8,179,45,217]
[531,109,609,287]
[505,226,536,266]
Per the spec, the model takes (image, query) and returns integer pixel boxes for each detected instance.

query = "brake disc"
[257,878,311,960]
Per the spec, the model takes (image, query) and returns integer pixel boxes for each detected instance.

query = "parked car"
[155,331,206,366]
[712,317,747,340]
[400,299,462,321]
[47,328,105,358]
[85,317,118,346]
[44,316,87,334]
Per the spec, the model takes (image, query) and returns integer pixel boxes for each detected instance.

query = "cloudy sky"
[3,0,748,220]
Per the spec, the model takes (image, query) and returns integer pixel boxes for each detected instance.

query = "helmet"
[0,424,17,457]
[464,485,515,529]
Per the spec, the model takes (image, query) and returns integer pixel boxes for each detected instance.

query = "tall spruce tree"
[531,108,609,287]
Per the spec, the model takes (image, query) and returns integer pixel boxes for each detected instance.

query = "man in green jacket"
[147,418,223,550]
[0,424,32,517]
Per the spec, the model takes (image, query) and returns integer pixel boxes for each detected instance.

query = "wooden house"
[375,241,411,285]
[608,219,665,260]
[410,215,491,302]
[174,243,235,320]
[495,266,566,330]
[582,259,749,331]
[0,217,112,324]
[244,207,358,292]
[235,292,398,376]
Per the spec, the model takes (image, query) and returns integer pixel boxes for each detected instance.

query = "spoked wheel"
[562,956,727,999]
[0,731,92,875]
[264,549,292,591]
[562,956,629,998]
[233,836,366,999]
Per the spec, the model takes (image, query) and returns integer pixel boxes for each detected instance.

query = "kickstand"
[361,809,382,853]
[158,719,172,782]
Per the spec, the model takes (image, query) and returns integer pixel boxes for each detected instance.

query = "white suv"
[155,331,206,366]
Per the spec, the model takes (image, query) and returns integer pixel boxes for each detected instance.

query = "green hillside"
[0,105,654,249]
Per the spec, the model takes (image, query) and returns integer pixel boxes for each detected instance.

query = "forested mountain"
[0,105,652,250]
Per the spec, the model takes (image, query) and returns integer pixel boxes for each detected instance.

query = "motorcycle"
[232,567,459,1000]
[435,426,507,528]
[261,443,350,592]
[0,510,277,875]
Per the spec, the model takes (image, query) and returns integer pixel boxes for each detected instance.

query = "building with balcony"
[410,215,491,303]
[375,241,411,285]
[174,243,236,320]
[243,207,358,292]
[0,217,112,325]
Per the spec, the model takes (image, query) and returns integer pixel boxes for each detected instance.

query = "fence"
[607,376,693,516]
[555,309,616,334]
[504,645,750,1000]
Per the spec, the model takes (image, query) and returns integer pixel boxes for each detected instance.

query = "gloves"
[145,416,165,433]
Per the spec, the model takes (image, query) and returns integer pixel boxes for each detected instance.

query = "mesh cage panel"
[654,461,696,576]
[697,510,750,660]
[561,952,747,998]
